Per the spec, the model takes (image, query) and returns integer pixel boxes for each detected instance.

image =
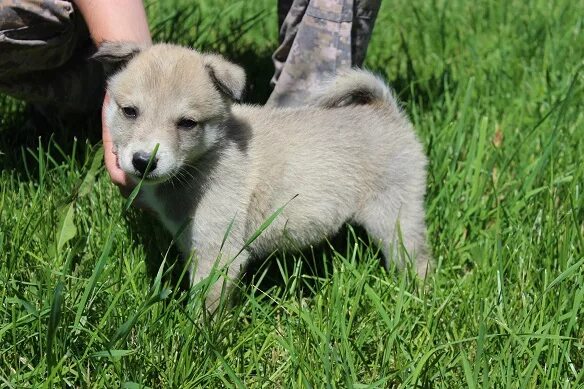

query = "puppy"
[95,43,431,307]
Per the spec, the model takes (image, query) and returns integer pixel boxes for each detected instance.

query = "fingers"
[102,93,136,197]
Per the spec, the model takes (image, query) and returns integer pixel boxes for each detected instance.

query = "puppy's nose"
[132,151,158,176]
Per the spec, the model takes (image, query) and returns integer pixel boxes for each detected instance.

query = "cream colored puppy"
[96,43,431,307]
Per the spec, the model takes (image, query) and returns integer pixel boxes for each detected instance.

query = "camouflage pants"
[269,0,381,107]
[0,0,380,113]
[0,0,104,114]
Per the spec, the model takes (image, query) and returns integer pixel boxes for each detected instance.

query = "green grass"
[1,0,583,386]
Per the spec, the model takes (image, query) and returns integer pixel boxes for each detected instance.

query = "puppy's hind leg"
[354,190,431,278]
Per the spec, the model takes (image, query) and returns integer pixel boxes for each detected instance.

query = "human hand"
[102,93,136,197]
[72,0,151,198]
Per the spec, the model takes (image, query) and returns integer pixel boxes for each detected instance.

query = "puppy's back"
[231,100,425,255]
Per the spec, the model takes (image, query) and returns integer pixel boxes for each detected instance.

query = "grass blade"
[47,281,64,376]
[73,230,114,331]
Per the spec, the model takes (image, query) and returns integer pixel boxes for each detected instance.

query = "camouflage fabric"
[268,0,381,107]
[0,0,103,115]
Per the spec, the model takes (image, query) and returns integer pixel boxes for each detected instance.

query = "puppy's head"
[95,42,246,183]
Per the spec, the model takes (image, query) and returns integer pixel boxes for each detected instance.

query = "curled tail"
[313,69,399,110]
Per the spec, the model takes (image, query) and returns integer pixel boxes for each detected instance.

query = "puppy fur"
[96,43,431,307]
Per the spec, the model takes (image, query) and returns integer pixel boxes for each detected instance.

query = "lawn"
[1,0,583,387]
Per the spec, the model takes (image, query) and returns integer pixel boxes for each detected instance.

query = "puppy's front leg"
[189,237,248,311]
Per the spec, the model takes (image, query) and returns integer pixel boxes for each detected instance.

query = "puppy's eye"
[121,106,138,118]
[177,118,198,129]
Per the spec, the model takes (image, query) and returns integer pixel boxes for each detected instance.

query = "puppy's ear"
[92,41,144,75]
[203,54,246,102]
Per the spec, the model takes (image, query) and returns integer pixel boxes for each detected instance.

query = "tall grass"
[0,0,582,386]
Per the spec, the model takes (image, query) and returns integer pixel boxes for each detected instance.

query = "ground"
[0,0,583,387]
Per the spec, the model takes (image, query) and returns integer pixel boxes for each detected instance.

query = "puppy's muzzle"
[132,151,158,176]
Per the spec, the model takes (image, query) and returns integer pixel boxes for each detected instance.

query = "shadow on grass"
[231,48,275,105]
[0,99,102,183]
[238,224,383,301]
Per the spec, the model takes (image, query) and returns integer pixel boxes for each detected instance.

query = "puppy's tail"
[313,69,399,109]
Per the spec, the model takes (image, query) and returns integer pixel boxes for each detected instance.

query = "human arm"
[73,0,151,193]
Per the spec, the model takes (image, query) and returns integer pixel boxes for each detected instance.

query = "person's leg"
[0,0,103,115]
[268,0,381,107]
[351,0,381,67]
[268,0,352,107]
[270,0,309,96]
